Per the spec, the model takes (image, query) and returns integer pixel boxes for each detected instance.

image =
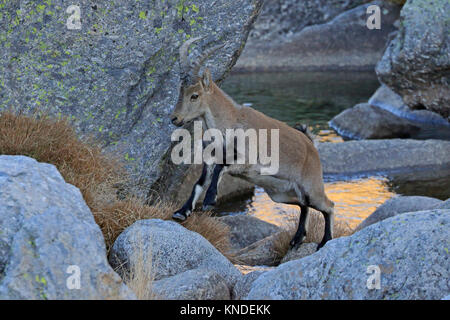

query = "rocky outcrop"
[0,156,135,300]
[0,0,263,201]
[369,86,450,127]
[376,0,450,121]
[152,269,230,300]
[219,215,281,251]
[329,85,450,141]
[109,219,242,290]
[318,139,450,178]
[329,103,420,140]
[355,196,443,231]
[232,270,266,300]
[233,232,283,267]
[236,0,401,71]
[280,243,318,264]
[436,199,450,210]
[246,209,450,300]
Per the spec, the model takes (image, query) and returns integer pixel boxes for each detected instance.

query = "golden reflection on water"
[246,177,396,229]
[316,128,344,143]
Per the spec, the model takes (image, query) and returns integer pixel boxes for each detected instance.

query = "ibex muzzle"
[170,38,335,251]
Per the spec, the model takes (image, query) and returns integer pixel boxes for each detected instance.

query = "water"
[222,71,380,143]
[217,71,449,229]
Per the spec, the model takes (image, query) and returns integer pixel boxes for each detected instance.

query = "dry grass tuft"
[0,111,232,258]
[0,110,124,210]
[272,210,355,259]
[118,234,158,300]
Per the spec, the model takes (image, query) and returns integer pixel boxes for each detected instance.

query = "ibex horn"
[179,36,204,81]
[191,43,225,80]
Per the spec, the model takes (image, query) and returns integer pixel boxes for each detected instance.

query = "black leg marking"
[317,211,333,250]
[290,205,309,248]
[172,163,212,221]
[202,164,224,210]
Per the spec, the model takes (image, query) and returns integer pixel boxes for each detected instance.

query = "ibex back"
[170,37,335,250]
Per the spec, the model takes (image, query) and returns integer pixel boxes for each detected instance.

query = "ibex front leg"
[172,163,214,221]
[202,164,225,211]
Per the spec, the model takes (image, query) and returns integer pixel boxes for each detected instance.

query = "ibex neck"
[203,83,239,130]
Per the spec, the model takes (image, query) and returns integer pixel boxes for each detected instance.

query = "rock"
[219,215,281,251]
[152,269,230,300]
[0,155,134,300]
[236,0,401,71]
[436,199,450,210]
[280,243,318,264]
[442,294,450,300]
[246,209,450,300]
[376,0,450,121]
[329,103,420,140]
[355,196,443,231]
[233,233,282,266]
[0,0,263,201]
[109,219,242,289]
[232,270,266,300]
[318,139,450,178]
[369,86,450,127]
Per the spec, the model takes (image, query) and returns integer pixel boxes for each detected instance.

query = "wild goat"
[170,38,335,250]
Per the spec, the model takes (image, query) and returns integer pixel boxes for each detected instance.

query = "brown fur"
[171,68,335,247]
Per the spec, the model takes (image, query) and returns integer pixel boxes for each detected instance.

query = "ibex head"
[171,37,224,127]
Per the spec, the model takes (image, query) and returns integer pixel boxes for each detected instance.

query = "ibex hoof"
[172,210,190,221]
[202,203,215,211]
[317,241,326,251]
[289,238,302,249]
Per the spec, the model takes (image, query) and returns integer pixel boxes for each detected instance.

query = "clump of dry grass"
[0,110,124,209]
[118,233,158,300]
[272,210,354,259]
[0,111,231,259]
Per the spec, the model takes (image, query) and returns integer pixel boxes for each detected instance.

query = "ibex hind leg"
[289,184,310,248]
[290,205,309,248]
[312,197,335,251]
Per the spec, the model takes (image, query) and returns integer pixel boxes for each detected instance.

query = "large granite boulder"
[0,155,135,299]
[329,103,420,140]
[236,0,401,71]
[109,219,242,289]
[330,86,450,141]
[246,209,450,300]
[369,86,450,127]
[318,139,450,178]
[219,215,281,251]
[232,270,266,300]
[233,232,284,267]
[355,196,443,231]
[376,0,450,121]
[0,0,263,200]
[152,269,230,300]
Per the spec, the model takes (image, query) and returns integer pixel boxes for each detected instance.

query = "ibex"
[170,37,335,250]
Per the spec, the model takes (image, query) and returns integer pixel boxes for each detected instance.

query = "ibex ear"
[201,68,212,92]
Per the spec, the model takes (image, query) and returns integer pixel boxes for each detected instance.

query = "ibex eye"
[191,94,199,100]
